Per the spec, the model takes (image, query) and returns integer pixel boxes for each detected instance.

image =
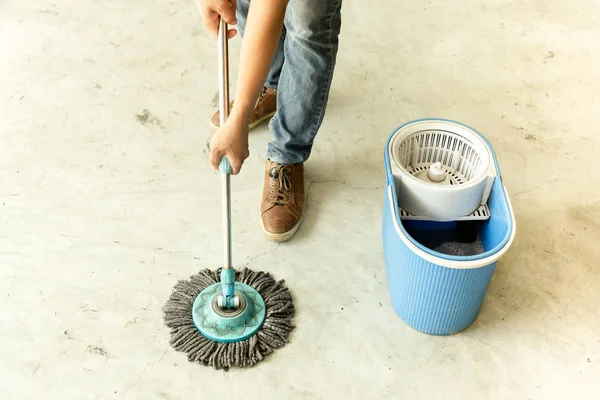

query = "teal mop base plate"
[192,282,266,343]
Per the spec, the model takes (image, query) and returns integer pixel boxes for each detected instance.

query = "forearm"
[229,0,288,127]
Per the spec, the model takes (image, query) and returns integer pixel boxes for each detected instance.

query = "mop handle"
[218,19,232,166]
[218,19,233,274]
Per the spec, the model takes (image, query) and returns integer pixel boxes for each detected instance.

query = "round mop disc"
[162,267,295,370]
[191,281,266,343]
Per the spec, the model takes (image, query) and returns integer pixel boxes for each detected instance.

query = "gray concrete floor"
[2,0,599,399]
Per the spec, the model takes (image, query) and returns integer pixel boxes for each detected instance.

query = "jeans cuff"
[266,152,293,165]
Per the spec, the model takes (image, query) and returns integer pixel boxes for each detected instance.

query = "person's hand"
[209,117,249,175]
[195,0,238,39]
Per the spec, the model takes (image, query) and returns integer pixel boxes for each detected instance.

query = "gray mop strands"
[162,267,295,370]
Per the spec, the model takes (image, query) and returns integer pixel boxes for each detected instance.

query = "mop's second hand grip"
[219,157,233,174]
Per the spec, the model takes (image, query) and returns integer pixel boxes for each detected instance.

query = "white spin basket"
[388,120,497,221]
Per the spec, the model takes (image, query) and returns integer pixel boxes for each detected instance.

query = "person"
[196,0,342,241]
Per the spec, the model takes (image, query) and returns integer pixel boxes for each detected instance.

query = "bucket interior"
[399,176,511,258]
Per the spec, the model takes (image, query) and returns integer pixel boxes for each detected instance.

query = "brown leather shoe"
[210,87,277,130]
[261,160,305,242]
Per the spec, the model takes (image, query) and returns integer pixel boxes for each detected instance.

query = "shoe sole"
[261,213,304,242]
[210,111,276,131]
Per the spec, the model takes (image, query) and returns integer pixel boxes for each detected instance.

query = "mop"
[161,20,295,370]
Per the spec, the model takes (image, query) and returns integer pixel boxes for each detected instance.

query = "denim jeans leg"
[236,0,285,89]
[266,0,343,165]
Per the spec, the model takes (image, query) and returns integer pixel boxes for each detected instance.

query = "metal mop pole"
[217,19,237,309]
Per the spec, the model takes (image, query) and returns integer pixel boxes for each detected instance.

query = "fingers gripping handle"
[218,18,233,175]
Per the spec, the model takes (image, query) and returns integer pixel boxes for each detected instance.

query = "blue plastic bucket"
[382,119,516,335]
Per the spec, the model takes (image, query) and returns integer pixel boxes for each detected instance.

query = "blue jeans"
[236,0,343,165]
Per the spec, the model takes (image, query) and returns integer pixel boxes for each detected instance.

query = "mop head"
[162,267,294,370]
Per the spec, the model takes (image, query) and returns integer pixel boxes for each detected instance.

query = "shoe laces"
[268,164,292,206]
